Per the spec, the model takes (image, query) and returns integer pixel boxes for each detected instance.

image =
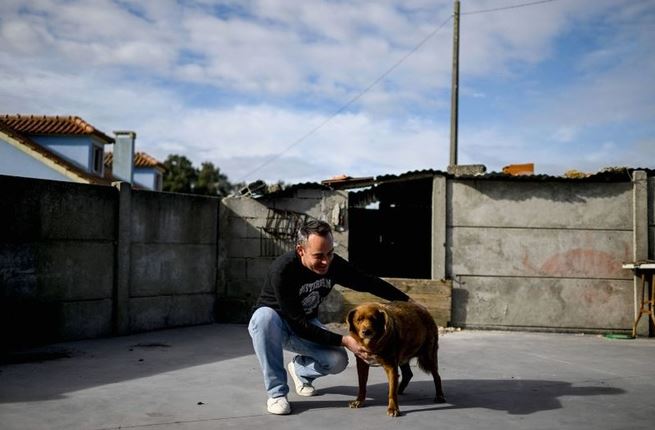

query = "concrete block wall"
[1,175,116,349]
[124,189,218,333]
[4,171,651,344]
[218,196,272,308]
[1,175,220,348]
[446,178,636,333]
[217,189,348,322]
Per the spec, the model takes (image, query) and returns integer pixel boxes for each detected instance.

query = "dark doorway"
[348,177,432,279]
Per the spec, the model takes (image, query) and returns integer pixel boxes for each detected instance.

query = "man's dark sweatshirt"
[254,250,409,347]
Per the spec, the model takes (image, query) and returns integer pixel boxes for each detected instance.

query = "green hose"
[603,333,635,340]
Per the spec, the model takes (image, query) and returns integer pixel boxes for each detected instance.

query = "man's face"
[296,233,334,275]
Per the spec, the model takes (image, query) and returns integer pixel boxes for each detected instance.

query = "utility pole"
[449,0,460,167]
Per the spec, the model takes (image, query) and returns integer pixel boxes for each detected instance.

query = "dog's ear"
[379,307,394,335]
[347,308,357,333]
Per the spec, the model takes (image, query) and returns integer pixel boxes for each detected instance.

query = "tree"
[162,154,240,197]
[194,162,233,198]
[163,154,197,193]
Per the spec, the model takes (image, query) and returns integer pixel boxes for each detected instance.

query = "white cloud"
[1,20,51,54]
[133,105,450,183]
[0,0,652,185]
[552,127,578,143]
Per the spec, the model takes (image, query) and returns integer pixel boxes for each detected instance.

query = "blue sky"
[1,0,653,184]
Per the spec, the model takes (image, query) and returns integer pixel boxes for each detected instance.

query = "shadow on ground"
[0,324,254,403]
[293,379,625,416]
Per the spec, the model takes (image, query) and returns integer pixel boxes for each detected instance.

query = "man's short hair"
[296,220,332,246]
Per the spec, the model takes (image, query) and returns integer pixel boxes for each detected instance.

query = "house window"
[92,146,104,175]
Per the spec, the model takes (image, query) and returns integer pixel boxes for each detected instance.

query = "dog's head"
[347,303,392,349]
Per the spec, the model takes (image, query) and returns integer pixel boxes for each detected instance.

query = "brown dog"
[347,301,445,416]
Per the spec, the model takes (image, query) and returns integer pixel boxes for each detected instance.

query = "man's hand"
[341,335,370,360]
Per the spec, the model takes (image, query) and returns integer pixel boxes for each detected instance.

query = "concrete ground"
[1,324,653,430]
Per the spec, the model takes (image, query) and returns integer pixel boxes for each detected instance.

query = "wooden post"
[449,0,461,167]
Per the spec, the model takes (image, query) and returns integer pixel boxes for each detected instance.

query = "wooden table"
[622,261,655,337]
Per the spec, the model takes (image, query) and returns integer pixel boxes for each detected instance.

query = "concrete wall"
[122,186,218,333]
[650,177,655,261]
[218,175,651,333]
[444,178,639,333]
[3,170,651,345]
[1,175,218,348]
[217,188,348,322]
[1,175,116,349]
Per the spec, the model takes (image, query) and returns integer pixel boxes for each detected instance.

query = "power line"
[238,15,454,181]
[462,0,559,16]
[240,0,562,181]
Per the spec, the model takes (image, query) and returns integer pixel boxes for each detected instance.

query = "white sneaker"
[267,396,291,415]
[287,361,316,397]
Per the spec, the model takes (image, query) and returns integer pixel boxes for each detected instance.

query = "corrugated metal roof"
[374,167,653,183]
[375,169,447,183]
[259,166,653,196]
[257,182,332,198]
[452,167,651,182]
[321,175,375,189]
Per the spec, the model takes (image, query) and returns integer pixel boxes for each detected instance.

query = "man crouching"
[248,220,410,415]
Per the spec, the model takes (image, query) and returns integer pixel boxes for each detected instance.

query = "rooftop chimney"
[113,131,136,183]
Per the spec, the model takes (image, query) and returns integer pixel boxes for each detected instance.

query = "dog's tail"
[417,334,439,373]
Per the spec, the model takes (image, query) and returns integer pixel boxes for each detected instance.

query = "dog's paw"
[387,407,401,417]
[435,394,446,404]
[349,399,365,408]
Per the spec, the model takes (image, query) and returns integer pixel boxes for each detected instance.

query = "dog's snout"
[362,328,373,337]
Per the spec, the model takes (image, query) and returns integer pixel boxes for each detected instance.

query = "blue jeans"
[248,306,349,399]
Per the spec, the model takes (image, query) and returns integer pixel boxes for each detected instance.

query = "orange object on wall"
[502,163,534,176]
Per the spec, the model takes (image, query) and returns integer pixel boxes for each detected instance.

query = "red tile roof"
[104,151,165,170]
[135,152,164,169]
[1,114,114,144]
